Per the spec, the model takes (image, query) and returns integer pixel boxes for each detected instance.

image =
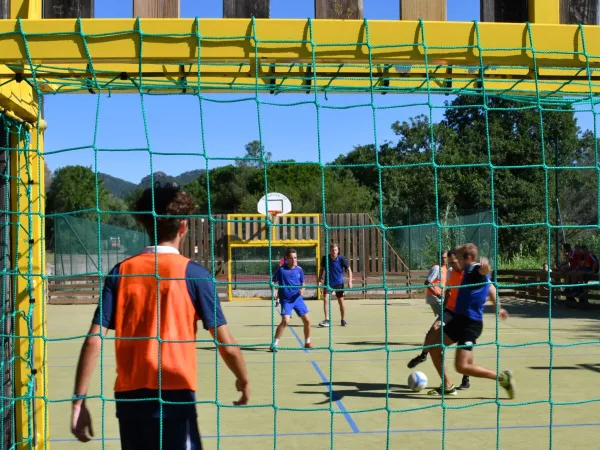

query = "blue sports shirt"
[320,255,349,287]
[273,264,305,302]
[453,263,491,322]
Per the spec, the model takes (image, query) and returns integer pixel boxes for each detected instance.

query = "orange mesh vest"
[113,253,198,392]
[445,268,464,312]
[426,265,447,297]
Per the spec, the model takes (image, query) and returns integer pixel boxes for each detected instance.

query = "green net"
[2,16,600,450]
[52,216,149,277]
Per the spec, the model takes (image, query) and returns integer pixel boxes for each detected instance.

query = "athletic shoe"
[427,385,458,396]
[318,320,330,327]
[407,353,427,369]
[305,342,313,349]
[341,320,348,327]
[458,376,470,390]
[500,370,515,399]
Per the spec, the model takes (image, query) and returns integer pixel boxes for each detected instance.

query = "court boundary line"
[288,326,360,433]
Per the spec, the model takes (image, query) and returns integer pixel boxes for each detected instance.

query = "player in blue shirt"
[271,248,313,351]
[425,243,515,398]
[318,243,353,327]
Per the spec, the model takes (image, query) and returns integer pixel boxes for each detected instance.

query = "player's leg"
[408,302,444,368]
[454,349,515,398]
[336,288,347,326]
[426,327,458,396]
[294,297,313,348]
[319,289,330,327]
[271,303,293,352]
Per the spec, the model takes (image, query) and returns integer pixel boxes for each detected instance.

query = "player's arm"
[299,267,305,296]
[71,323,106,442]
[478,257,491,276]
[72,265,119,442]
[486,284,508,319]
[344,258,353,288]
[209,325,250,405]
[272,267,280,299]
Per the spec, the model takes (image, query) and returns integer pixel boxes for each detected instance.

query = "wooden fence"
[496,269,600,304]
[180,213,409,280]
[46,268,600,304]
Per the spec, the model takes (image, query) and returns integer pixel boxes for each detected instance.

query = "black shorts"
[442,314,483,351]
[437,308,455,324]
[324,284,344,297]
[119,417,202,450]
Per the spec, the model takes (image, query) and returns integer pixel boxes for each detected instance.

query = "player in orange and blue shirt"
[425,243,515,398]
[70,184,250,450]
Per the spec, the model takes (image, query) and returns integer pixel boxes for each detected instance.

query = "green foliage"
[236,140,272,169]
[97,172,137,199]
[45,97,597,267]
[47,165,109,220]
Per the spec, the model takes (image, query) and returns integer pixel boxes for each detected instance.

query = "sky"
[43,0,592,186]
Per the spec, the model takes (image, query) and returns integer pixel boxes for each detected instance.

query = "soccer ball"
[408,371,428,392]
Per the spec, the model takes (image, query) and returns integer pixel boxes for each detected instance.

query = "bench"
[47,275,101,305]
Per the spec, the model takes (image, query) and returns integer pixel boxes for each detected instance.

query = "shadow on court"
[342,340,421,347]
[529,363,600,374]
[295,381,497,403]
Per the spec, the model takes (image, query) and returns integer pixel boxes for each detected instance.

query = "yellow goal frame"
[226,213,321,301]
[0,0,596,447]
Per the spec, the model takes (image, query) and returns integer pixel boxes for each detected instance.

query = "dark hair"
[285,248,297,257]
[134,182,198,244]
[448,248,457,257]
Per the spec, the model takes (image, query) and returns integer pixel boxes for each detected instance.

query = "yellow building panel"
[1,19,600,96]
[0,67,38,123]
[0,18,599,68]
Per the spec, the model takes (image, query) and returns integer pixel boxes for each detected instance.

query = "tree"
[236,140,272,169]
[46,165,109,219]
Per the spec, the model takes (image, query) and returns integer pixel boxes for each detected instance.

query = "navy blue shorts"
[280,297,309,317]
[119,417,202,450]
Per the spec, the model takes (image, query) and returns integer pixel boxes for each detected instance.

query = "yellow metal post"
[529,0,560,24]
[7,2,48,448]
[9,116,48,449]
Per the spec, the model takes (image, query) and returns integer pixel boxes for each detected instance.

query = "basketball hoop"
[268,210,282,223]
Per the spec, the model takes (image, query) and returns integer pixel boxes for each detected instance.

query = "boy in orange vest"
[70,184,250,449]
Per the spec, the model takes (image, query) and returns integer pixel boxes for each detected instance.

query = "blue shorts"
[118,417,202,449]
[280,297,309,317]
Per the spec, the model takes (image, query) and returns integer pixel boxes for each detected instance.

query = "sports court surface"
[46,298,600,449]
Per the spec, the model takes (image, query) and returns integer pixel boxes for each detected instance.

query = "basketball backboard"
[257,192,292,217]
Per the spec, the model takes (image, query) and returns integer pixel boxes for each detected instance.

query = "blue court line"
[288,327,360,433]
[50,422,600,443]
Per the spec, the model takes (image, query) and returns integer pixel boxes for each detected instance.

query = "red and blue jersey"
[92,246,226,419]
[321,255,349,287]
[272,264,305,302]
[453,263,491,322]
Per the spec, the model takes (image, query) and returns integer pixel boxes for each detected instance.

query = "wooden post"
[223,0,269,18]
[0,0,7,19]
[133,0,179,18]
[560,0,598,24]
[43,0,94,18]
[314,0,363,19]
[480,0,528,22]
[400,0,446,21]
